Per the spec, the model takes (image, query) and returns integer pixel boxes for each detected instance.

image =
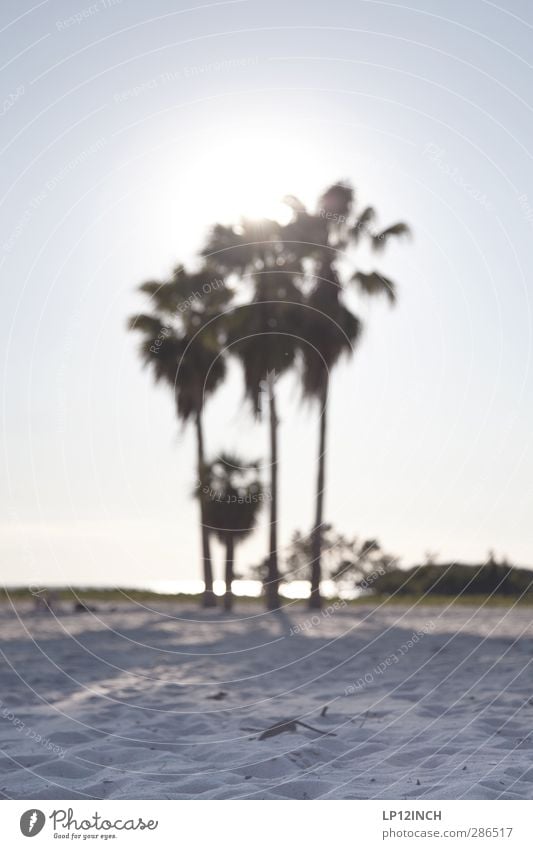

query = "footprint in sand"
[276,778,335,799]
[76,746,157,767]
[36,759,97,779]
[47,731,94,745]
[240,757,296,779]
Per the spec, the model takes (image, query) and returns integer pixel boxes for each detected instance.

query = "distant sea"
[2,579,357,600]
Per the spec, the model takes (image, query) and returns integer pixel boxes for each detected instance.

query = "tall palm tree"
[203,222,303,610]
[128,266,230,607]
[201,186,408,609]
[226,273,302,609]
[284,183,409,608]
[202,453,264,611]
[300,268,361,608]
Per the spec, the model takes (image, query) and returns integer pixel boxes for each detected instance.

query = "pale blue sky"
[1,0,532,587]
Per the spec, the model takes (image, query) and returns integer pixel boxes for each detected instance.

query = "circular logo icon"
[20,810,45,837]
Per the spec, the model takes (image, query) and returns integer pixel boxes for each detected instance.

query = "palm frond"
[280,214,329,263]
[352,271,397,304]
[349,206,376,243]
[201,451,264,542]
[128,313,166,336]
[138,280,163,297]
[202,221,280,274]
[372,222,410,252]
[282,195,307,215]
[299,280,362,398]
[318,182,354,219]
[226,272,303,414]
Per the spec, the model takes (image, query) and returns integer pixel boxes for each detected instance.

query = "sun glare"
[200,131,320,225]
[128,128,326,268]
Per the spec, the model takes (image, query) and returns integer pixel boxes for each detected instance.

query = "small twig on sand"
[359,710,369,728]
[257,718,337,741]
[298,720,336,737]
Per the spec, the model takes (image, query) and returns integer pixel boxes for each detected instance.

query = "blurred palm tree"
[284,182,409,608]
[128,266,231,607]
[203,222,302,610]
[202,453,264,612]
[300,269,361,607]
[200,184,408,610]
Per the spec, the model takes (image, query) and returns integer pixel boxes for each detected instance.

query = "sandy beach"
[1,600,532,800]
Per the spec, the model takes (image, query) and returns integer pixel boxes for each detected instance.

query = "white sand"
[1,599,533,800]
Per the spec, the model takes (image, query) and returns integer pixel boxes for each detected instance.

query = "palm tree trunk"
[265,388,280,610]
[195,410,216,608]
[309,376,329,609]
[223,536,235,612]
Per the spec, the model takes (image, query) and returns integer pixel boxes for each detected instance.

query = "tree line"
[128,182,410,610]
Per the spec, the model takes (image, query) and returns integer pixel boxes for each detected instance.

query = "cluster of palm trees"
[128,182,409,610]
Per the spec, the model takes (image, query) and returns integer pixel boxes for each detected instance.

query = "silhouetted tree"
[300,270,361,607]
[364,555,531,598]
[329,537,398,593]
[284,524,396,595]
[148,182,409,612]
[202,454,264,611]
[283,182,409,607]
[285,523,360,583]
[203,222,302,610]
[128,267,231,607]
